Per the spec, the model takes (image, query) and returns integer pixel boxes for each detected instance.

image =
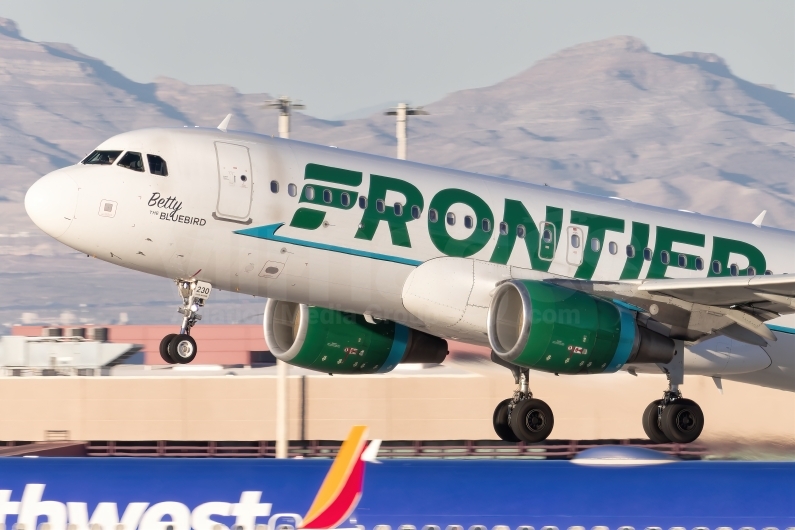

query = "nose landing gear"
[159,279,211,364]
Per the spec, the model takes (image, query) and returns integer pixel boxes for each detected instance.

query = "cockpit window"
[83,150,122,165]
[117,151,144,172]
[147,154,168,176]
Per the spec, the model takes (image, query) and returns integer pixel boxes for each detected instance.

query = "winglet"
[217,114,232,132]
[301,426,373,529]
[752,210,766,228]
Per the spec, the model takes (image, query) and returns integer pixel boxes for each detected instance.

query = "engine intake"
[264,300,448,374]
[487,280,673,374]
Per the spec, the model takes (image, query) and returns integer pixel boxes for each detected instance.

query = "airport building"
[0,324,793,458]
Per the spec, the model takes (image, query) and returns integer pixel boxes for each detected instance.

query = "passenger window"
[712,260,722,274]
[765,269,773,275]
[518,225,527,239]
[464,216,474,229]
[376,199,385,213]
[660,250,670,265]
[429,208,438,223]
[288,183,297,197]
[341,192,350,207]
[147,154,168,176]
[323,189,332,204]
[590,238,600,252]
[747,266,756,276]
[678,254,686,267]
[411,205,421,219]
[496,222,506,235]
[446,212,456,226]
[695,257,704,271]
[358,196,367,209]
[270,180,279,193]
[117,151,144,172]
[481,218,491,232]
[571,234,580,248]
[608,241,618,255]
[83,150,122,165]
[730,263,739,276]
[394,203,403,216]
[643,247,652,261]
[304,186,315,201]
[626,245,635,258]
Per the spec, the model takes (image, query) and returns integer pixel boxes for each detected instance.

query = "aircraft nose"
[25,170,78,238]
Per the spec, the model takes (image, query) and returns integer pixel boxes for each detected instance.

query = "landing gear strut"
[159,279,212,364]
[491,352,554,443]
[641,340,704,444]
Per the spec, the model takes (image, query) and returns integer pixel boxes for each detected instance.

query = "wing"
[548,274,795,347]
[637,274,795,310]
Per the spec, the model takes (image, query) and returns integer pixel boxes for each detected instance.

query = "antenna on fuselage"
[263,96,305,139]
[217,114,232,132]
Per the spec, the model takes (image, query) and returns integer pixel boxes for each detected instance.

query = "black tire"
[159,334,177,364]
[509,398,554,443]
[642,399,670,443]
[168,334,197,364]
[660,399,704,443]
[493,399,520,442]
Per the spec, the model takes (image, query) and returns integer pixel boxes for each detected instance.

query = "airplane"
[0,426,792,528]
[23,116,795,445]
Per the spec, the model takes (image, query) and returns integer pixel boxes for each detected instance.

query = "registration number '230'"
[194,281,212,300]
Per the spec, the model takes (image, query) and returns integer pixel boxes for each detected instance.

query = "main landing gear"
[491,352,554,443]
[642,383,705,444]
[159,279,212,365]
[642,340,704,444]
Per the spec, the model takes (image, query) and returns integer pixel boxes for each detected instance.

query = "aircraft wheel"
[159,334,177,364]
[493,399,520,442]
[168,334,198,364]
[660,399,704,443]
[510,398,554,443]
[642,400,670,443]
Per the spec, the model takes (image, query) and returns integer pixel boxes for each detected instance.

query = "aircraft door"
[566,226,584,265]
[215,142,253,222]
[538,222,556,261]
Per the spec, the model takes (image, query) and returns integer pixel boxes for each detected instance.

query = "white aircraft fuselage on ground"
[25,125,795,444]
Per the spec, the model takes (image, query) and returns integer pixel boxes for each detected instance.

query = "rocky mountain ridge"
[0,18,792,327]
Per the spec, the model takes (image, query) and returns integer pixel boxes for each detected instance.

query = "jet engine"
[487,280,673,374]
[263,299,448,374]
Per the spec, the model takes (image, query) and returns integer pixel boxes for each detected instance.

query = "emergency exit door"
[538,222,557,261]
[215,142,253,222]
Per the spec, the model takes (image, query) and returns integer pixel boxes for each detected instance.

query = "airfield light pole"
[275,358,288,459]
[263,96,306,139]
[385,103,429,160]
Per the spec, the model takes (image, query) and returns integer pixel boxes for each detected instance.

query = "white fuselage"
[24,127,795,390]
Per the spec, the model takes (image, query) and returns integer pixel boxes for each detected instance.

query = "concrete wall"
[1,362,793,444]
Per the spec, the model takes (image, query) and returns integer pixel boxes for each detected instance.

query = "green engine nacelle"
[487,280,673,374]
[264,300,448,374]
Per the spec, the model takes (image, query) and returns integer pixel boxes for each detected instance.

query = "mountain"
[0,19,793,329]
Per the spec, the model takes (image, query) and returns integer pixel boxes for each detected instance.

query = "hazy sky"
[1,1,793,119]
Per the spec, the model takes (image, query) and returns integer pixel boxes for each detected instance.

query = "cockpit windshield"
[82,150,122,165]
[117,151,145,172]
[147,154,168,176]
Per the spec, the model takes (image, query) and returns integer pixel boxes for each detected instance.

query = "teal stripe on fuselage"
[766,324,795,335]
[235,223,423,267]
